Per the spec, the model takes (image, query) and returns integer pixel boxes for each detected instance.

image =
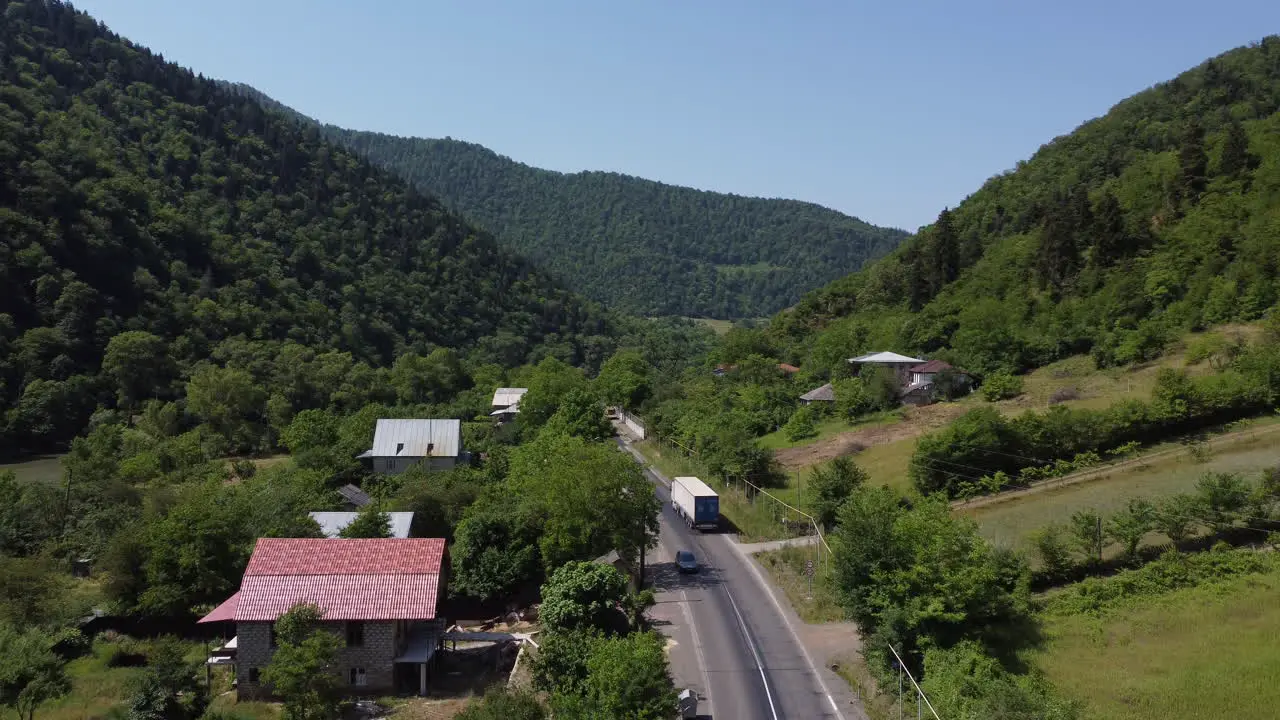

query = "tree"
[102,331,173,416]
[926,208,960,292]
[980,371,1023,401]
[804,457,868,531]
[126,636,208,720]
[262,604,343,720]
[1218,118,1255,178]
[454,688,547,720]
[1036,199,1079,289]
[0,624,70,720]
[1155,493,1201,546]
[1068,510,1104,565]
[450,497,542,602]
[1195,472,1250,529]
[1177,119,1208,205]
[551,632,676,720]
[783,406,817,442]
[338,505,392,538]
[539,561,629,633]
[541,388,612,442]
[594,351,653,410]
[519,358,589,429]
[1030,523,1073,579]
[1105,498,1155,559]
[1090,190,1127,266]
[185,365,265,453]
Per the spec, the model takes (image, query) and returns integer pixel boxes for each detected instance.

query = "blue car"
[676,550,699,574]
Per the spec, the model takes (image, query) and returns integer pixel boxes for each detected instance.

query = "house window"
[349,667,367,687]
[248,667,260,683]
[346,621,364,647]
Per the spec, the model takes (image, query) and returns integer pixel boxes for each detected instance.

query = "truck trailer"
[671,476,720,531]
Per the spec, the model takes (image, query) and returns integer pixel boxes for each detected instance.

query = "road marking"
[680,588,714,717]
[722,583,781,720]
[726,535,848,720]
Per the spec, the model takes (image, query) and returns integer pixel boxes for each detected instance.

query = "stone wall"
[236,620,399,699]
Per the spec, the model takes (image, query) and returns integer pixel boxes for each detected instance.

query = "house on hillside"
[309,512,415,539]
[358,419,463,475]
[848,351,925,385]
[901,359,972,406]
[337,484,372,509]
[198,538,448,698]
[490,388,526,423]
[799,383,835,405]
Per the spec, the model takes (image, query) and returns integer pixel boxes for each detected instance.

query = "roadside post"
[805,559,814,599]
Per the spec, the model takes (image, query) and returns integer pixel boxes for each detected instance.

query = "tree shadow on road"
[645,560,723,594]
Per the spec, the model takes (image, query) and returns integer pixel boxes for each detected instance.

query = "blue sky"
[75,0,1280,231]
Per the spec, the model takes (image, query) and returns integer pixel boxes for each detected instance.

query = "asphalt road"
[622,438,845,720]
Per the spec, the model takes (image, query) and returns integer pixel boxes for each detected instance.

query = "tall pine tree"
[1091,190,1127,267]
[1177,119,1208,205]
[926,208,960,294]
[1036,194,1080,290]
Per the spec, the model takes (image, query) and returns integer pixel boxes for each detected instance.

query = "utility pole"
[60,466,73,537]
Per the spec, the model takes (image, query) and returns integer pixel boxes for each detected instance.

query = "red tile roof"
[200,538,446,624]
[777,363,801,374]
[198,591,240,624]
[245,538,444,576]
[909,359,955,374]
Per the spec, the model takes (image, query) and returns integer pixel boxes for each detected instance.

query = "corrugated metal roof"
[309,512,415,539]
[234,574,441,621]
[198,591,240,624]
[849,351,925,364]
[491,388,528,407]
[245,538,445,576]
[800,383,836,402]
[673,476,717,497]
[371,419,461,457]
[337,484,372,507]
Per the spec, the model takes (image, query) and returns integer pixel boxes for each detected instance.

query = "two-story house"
[198,537,448,698]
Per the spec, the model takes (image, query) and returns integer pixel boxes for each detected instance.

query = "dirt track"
[772,403,971,470]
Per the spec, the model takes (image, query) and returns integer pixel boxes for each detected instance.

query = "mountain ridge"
[220,83,909,319]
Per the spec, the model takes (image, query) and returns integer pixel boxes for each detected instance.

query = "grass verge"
[755,545,844,624]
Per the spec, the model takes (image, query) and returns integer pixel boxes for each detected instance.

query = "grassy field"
[960,424,1280,553]
[1034,564,1280,720]
[1,453,66,484]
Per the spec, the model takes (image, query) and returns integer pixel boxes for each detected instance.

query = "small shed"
[337,484,372,509]
[799,383,836,404]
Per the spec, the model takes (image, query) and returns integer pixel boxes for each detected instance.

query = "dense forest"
[273,116,909,319]
[769,36,1280,377]
[0,1,708,456]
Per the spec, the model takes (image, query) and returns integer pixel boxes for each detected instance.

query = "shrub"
[784,406,818,441]
[981,371,1023,401]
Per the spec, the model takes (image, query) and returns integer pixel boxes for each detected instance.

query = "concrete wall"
[236,620,399,699]
[622,410,646,440]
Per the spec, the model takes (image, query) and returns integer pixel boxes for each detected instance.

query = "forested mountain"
[0,1,634,455]
[305,127,907,319]
[772,37,1280,376]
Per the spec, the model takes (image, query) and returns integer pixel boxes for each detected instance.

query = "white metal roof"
[309,511,415,538]
[370,419,461,457]
[492,387,528,407]
[489,402,520,416]
[848,351,925,364]
[673,476,717,497]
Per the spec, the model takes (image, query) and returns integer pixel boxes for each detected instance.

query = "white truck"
[671,476,720,531]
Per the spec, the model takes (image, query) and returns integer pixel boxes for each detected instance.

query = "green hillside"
[772,36,1280,377]
[310,128,908,319]
[0,1,630,455]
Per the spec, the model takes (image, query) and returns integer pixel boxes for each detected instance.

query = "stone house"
[198,537,448,698]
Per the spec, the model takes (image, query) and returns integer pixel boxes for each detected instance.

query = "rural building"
[901,360,973,406]
[358,419,463,475]
[491,388,527,410]
[848,351,925,382]
[309,512,415,539]
[198,538,448,698]
[337,484,372,509]
[799,383,835,404]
